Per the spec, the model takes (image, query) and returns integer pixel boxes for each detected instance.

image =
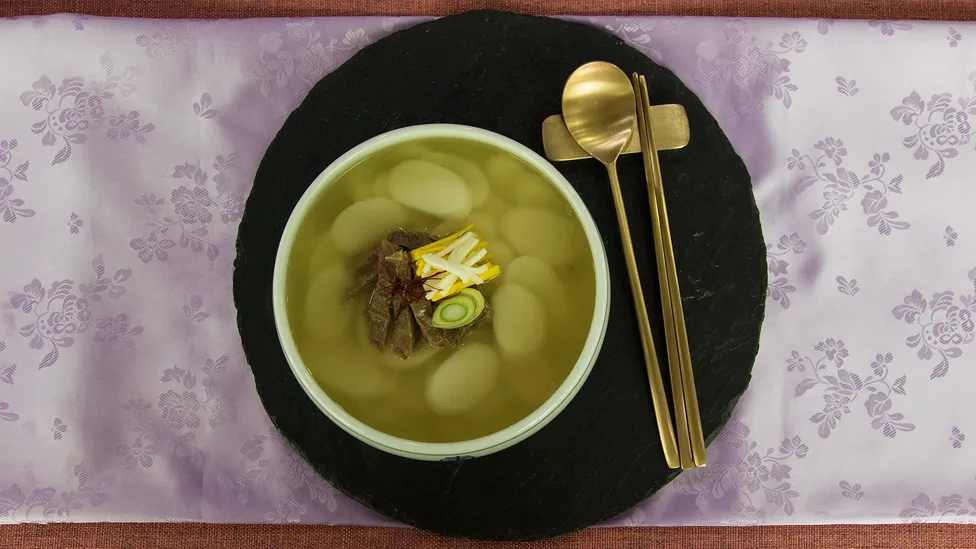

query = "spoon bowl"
[562,62,637,165]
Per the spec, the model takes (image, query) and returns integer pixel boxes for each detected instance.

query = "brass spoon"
[562,61,680,469]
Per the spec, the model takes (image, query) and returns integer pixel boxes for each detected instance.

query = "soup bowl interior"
[272,124,610,460]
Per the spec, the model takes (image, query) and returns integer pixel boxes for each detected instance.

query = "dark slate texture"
[233,10,767,541]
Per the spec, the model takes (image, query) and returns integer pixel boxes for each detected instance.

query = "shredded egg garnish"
[410,226,501,301]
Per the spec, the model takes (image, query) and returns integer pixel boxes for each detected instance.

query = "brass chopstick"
[635,73,707,468]
[631,73,693,470]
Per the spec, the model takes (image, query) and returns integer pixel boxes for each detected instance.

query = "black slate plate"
[234,10,766,541]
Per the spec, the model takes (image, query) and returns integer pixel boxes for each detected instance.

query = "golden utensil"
[631,74,693,471]
[636,74,706,467]
[561,61,679,469]
[541,105,690,161]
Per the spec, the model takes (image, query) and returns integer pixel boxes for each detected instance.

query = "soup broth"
[287,137,596,443]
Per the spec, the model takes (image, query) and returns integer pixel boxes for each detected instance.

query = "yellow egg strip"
[409,225,501,301]
[410,225,476,261]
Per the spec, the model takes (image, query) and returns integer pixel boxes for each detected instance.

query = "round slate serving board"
[234,10,766,540]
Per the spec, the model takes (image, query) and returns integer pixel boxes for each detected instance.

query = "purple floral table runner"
[1,14,975,526]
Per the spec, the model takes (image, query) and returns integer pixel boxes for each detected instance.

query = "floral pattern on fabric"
[7,256,141,369]
[892,267,976,379]
[791,144,909,236]
[891,78,976,179]
[789,341,914,439]
[0,14,975,528]
[19,54,153,165]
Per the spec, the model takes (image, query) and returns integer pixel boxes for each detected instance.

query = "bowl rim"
[272,123,610,460]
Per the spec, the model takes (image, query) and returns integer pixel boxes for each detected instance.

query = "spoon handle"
[605,161,680,469]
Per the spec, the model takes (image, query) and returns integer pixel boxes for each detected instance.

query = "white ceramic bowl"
[272,124,610,461]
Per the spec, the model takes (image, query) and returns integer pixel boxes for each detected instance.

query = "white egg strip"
[464,248,487,266]
[421,253,483,282]
[437,232,473,258]
[449,233,479,263]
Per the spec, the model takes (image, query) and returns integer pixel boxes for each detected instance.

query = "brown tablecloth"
[4,0,976,19]
[2,523,976,549]
[3,1,976,548]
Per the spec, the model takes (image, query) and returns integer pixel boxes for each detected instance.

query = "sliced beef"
[344,244,380,302]
[342,269,378,303]
[387,229,434,251]
[474,300,493,328]
[355,232,495,358]
[391,295,418,359]
[367,279,393,350]
[443,325,468,348]
[366,240,399,350]
[410,299,447,348]
[385,250,415,283]
[389,246,421,358]
[349,245,379,273]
